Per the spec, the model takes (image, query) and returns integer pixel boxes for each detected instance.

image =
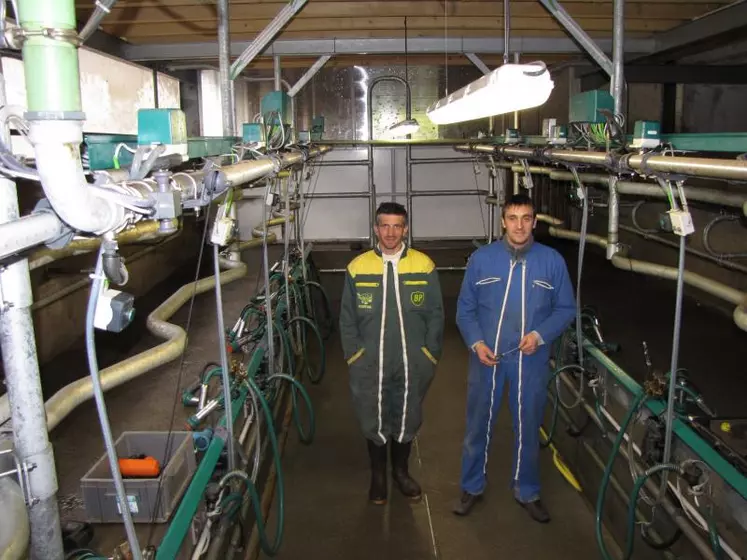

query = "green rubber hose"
[541,364,585,448]
[596,391,649,560]
[625,463,683,559]
[268,373,316,444]
[243,375,285,556]
[287,316,326,384]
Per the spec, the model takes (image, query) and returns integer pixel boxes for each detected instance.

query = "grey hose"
[86,246,143,560]
[131,145,167,181]
[658,232,687,504]
[213,244,235,471]
[631,201,659,234]
[262,181,275,377]
[703,215,747,259]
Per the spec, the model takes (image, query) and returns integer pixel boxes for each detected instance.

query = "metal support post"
[230,0,309,79]
[537,0,614,77]
[274,55,282,91]
[0,67,63,560]
[288,55,332,97]
[488,168,496,243]
[406,145,413,247]
[611,0,625,116]
[217,0,234,136]
[512,52,521,195]
[607,176,620,259]
[0,182,65,560]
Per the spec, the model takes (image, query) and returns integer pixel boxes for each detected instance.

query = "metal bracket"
[0,448,37,506]
[5,27,81,50]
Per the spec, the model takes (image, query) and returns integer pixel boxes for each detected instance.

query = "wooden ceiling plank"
[105,16,688,39]
[81,1,725,21]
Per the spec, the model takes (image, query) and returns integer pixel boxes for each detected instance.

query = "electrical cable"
[85,246,143,560]
[471,158,488,241]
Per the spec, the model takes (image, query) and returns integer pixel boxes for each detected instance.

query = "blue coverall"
[456,239,575,503]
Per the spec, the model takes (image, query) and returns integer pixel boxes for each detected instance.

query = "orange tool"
[118,456,161,478]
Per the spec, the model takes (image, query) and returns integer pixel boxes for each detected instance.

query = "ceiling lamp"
[386,118,420,138]
[426,62,554,125]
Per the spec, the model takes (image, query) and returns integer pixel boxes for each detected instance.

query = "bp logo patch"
[411,291,425,306]
[357,292,373,309]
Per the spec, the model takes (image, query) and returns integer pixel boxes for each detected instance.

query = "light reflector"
[386,118,420,138]
[426,62,554,125]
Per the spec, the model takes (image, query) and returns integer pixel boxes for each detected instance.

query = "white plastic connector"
[210,202,236,246]
[94,288,135,332]
[265,191,278,207]
[668,210,695,236]
[210,217,235,246]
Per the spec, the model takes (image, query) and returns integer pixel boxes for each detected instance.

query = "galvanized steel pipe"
[534,214,747,331]
[455,144,747,181]
[0,211,65,261]
[222,146,331,187]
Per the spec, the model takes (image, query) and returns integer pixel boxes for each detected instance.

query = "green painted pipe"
[18,0,83,116]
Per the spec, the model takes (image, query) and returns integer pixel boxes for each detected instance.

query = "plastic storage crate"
[80,431,196,523]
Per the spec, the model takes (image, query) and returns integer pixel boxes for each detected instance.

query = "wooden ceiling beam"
[78,1,725,22]
[220,53,572,70]
[120,28,657,45]
[103,16,684,40]
[74,0,732,6]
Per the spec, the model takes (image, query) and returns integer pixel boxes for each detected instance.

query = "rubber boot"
[367,439,388,505]
[390,440,422,501]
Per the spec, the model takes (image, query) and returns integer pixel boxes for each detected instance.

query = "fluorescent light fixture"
[386,118,420,138]
[426,62,554,125]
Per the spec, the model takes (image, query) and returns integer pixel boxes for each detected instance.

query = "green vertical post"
[18,0,84,117]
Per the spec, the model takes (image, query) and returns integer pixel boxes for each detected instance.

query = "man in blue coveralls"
[453,194,575,523]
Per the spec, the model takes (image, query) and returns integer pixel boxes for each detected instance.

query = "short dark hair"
[376,202,408,224]
[502,194,535,217]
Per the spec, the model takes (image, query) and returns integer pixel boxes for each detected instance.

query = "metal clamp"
[6,27,81,49]
[0,266,11,314]
[0,448,37,505]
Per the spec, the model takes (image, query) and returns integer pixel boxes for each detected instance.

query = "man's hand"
[473,341,498,366]
[519,332,541,355]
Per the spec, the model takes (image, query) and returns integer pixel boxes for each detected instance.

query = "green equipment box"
[569,90,614,124]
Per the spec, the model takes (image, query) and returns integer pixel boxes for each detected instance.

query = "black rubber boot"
[390,440,422,501]
[367,439,388,505]
[452,491,482,516]
[516,498,551,523]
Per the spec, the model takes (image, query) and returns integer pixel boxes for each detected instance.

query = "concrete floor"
[259,296,607,560]
[41,234,746,557]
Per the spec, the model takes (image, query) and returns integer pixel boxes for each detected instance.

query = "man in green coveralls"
[339,202,444,504]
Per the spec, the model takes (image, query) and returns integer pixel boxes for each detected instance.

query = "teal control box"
[632,120,661,148]
[137,109,188,146]
[569,90,614,123]
[260,91,292,125]
[242,122,265,144]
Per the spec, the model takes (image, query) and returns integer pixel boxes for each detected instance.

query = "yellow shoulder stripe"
[348,250,383,278]
[399,249,435,274]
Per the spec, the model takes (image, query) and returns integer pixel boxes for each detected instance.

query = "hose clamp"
[6,27,81,49]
